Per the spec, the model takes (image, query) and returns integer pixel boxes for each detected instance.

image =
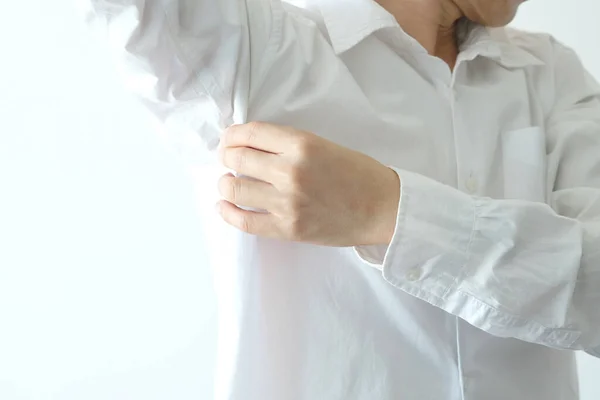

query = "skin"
[378,0,526,67]
[217,123,399,246]
[216,0,527,246]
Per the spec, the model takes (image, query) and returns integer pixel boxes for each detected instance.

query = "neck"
[376,0,463,68]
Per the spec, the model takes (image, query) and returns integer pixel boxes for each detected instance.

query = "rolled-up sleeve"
[77,0,280,157]
[357,40,600,355]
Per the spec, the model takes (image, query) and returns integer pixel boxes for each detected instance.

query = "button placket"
[465,173,478,195]
[450,66,479,198]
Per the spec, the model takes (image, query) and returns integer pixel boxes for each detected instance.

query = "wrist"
[364,166,401,246]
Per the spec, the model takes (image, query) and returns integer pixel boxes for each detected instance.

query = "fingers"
[220,146,281,183]
[221,122,298,154]
[216,200,274,237]
[218,173,278,211]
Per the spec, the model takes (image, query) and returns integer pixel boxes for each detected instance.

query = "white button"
[465,176,478,194]
[406,268,422,282]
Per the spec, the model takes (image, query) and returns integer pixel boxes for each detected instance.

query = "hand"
[217,122,401,247]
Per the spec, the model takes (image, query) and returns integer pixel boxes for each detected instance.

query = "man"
[81,0,600,398]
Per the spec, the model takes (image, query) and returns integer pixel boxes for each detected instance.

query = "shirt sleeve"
[77,0,280,158]
[356,40,600,354]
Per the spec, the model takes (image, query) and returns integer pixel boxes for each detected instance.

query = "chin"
[477,10,519,28]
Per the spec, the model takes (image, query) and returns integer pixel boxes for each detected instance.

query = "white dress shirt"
[81,0,600,399]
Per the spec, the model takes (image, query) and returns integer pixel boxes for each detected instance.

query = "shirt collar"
[312,0,399,55]
[313,0,545,68]
[460,24,545,68]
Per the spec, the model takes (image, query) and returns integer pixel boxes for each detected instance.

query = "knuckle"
[237,214,252,234]
[219,175,241,203]
[292,133,314,158]
[246,121,264,131]
[221,148,232,168]
[245,121,263,141]
[228,148,247,171]
[217,175,229,196]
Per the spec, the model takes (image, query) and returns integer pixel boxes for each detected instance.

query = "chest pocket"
[501,127,547,203]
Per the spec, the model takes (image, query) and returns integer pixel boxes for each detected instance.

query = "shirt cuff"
[355,168,477,291]
[355,168,582,348]
[355,168,477,297]
[377,168,477,300]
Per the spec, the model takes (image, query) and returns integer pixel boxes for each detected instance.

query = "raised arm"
[78,0,279,154]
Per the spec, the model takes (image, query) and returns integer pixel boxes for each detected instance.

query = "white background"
[0,1,598,399]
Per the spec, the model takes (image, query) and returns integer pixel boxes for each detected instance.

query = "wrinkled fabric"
[81,0,600,399]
